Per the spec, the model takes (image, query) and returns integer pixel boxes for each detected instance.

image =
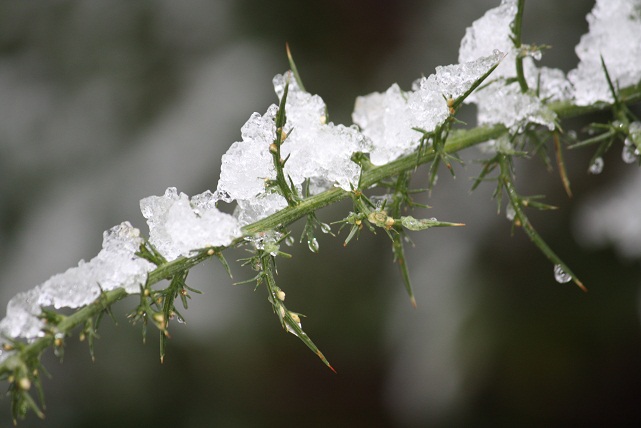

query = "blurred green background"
[1,0,640,426]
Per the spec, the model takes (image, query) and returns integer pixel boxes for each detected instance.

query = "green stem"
[498,154,586,291]
[512,0,529,92]
[3,81,640,392]
[242,124,507,235]
[0,288,128,376]
[272,80,298,207]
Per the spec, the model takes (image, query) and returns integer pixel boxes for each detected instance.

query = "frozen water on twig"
[0,222,154,356]
[352,83,416,165]
[568,0,641,106]
[475,82,556,132]
[216,107,279,202]
[141,187,241,261]
[234,192,288,227]
[272,74,371,192]
[528,66,573,102]
[458,0,518,80]
[353,52,504,165]
[217,73,370,223]
[458,0,561,132]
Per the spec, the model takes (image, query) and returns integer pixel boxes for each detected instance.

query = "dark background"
[1,0,640,426]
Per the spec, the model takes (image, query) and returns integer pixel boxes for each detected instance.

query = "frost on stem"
[352,51,504,165]
[272,74,371,193]
[0,222,154,361]
[140,187,241,261]
[568,0,641,106]
[216,73,370,225]
[457,0,569,134]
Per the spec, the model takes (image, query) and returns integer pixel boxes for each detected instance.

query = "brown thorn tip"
[575,279,588,293]
[410,296,417,309]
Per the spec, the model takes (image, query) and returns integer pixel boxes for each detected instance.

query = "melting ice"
[568,0,641,106]
[353,51,504,165]
[457,0,563,132]
[216,74,370,225]
[140,187,241,261]
[0,222,155,353]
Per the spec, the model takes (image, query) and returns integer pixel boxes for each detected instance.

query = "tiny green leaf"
[286,43,306,93]
[400,216,465,231]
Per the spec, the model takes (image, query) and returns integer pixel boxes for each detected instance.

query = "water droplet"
[506,203,516,221]
[589,157,604,174]
[308,238,319,253]
[285,235,295,246]
[553,264,572,284]
[622,139,638,164]
[320,223,332,234]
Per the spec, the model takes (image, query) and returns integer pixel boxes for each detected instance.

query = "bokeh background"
[1,0,640,426]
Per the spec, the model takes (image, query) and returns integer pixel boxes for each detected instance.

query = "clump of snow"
[458,0,518,80]
[216,73,370,224]
[568,0,641,106]
[457,0,562,132]
[527,65,573,102]
[234,192,288,227]
[273,74,371,192]
[216,107,279,202]
[0,222,154,350]
[352,84,417,165]
[475,82,557,132]
[140,187,241,260]
[353,51,504,165]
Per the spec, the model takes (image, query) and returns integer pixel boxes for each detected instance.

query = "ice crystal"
[458,0,566,130]
[458,0,518,79]
[568,0,641,106]
[474,82,556,132]
[272,74,371,192]
[216,73,370,224]
[140,187,241,260]
[0,222,154,347]
[353,52,503,165]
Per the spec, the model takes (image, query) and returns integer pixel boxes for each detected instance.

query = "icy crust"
[0,222,154,348]
[457,0,561,133]
[568,0,641,106]
[272,74,371,192]
[216,73,370,225]
[140,187,241,261]
[530,66,573,103]
[458,0,518,80]
[234,192,287,227]
[353,51,504,165]
[476,82,556,132]
[217,107,279,202]
[352,84,416,165]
